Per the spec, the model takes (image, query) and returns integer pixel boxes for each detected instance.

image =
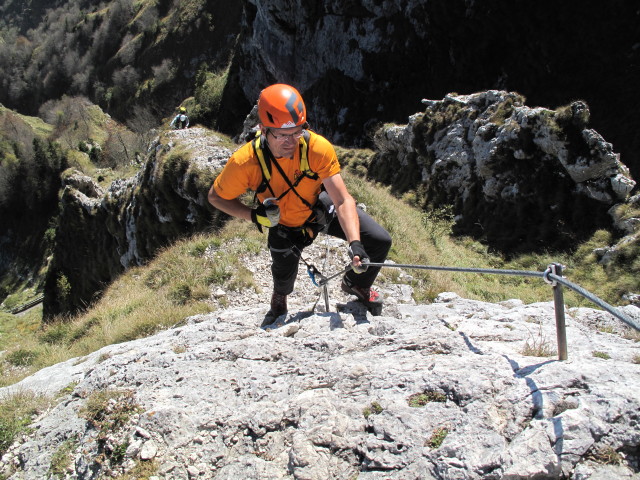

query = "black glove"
[251,203,280,232]
[348,240,369,274]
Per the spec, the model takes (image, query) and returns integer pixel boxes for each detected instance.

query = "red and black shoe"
[261,292,288,327]
[341,278,383,315]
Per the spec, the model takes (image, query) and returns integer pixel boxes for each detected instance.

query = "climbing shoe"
[341,278,383,316]
[261,292,288,327]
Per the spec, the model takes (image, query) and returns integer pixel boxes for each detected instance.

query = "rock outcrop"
[368,91,636,254]
[43,128,231,318]
[2,244,639,479]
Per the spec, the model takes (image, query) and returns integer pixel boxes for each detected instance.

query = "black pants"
[268,205,392,295]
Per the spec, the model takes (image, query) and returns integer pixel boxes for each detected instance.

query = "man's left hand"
[348,240,369,274]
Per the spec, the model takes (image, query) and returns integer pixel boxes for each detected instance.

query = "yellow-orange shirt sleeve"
[213,143,262,200]
[308,133,341,179]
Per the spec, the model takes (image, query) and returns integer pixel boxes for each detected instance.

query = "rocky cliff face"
[43,128,230,319]
[368,91,636,254]
[222,0,639,181]
[3,240,640,479]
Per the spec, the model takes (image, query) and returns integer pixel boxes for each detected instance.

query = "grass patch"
[0,390,50,457]
[116,459,158,479]
[407,390,446,407]
[426,426,449,449]
[362,401,383,419]
[588,445,623,465]
[80,389,141,438]
[342,170,563,305]
[5,348,40,367]
[49,436,79,478]
[592,351,611,360]
[521,325,555,357]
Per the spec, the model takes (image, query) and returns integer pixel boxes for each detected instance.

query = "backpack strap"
[299,131,319,181]
[252,133,276,197]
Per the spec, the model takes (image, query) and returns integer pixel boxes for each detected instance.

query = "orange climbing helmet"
[257,84,306,129]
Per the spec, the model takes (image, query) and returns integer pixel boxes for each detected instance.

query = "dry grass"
[343,171,561,304]
[0,389,51,457]
[0,221,263,386]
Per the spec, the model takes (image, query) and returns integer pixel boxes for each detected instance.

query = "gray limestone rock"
[2,290,639,480]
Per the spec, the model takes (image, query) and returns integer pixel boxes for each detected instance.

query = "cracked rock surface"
[2,243,639,479]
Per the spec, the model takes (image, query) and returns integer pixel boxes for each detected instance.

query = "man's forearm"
[334,196,360,244]
[208,187,252,221]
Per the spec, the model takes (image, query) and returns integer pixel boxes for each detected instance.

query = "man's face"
[262,126,304,158]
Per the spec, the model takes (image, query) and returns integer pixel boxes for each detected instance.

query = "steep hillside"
[0,98,148,310]
[0,106,66,307]
[42,127,231,318]
[1,1,637,182]
[0,0,242,122]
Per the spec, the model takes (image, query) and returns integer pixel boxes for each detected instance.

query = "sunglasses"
[267,128,305,140]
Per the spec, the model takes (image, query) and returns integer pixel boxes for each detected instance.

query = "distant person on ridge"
[208,83,392,326]
[170,107,189,129]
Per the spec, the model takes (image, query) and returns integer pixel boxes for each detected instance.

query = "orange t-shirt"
[213,131,341,227]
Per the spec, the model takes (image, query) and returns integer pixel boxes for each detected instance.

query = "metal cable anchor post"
[545,263,568,361]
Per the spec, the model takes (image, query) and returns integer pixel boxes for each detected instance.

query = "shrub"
[6,348,39,366]
[592,351,611,360]
[192,65,229,126]
[40,322,71,345]
[588,445,622,465]
[169,283,192,305]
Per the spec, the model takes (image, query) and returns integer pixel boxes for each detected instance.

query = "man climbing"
[170,107,189,129]
[208,84,391,326]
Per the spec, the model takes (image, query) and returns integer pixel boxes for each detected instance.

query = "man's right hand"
[251,204,280,231]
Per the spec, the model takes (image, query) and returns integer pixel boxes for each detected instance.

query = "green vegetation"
[363,401,384,419]
[0,0,240,120]
[0,390,50,457]
[49,437,79,479]
[192,65,230,127]
[343,169,570,305]
[340,151,640,309]
[0,107,69,308]
[407,390,446,407]
[0,221,262,386]
[592,351,611,360]
[115,459,158,479]
[588,445,622,465]
[521,324,555,357]
[488,94,525,126]
[80,389,140,438]
[426,426,449,449]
